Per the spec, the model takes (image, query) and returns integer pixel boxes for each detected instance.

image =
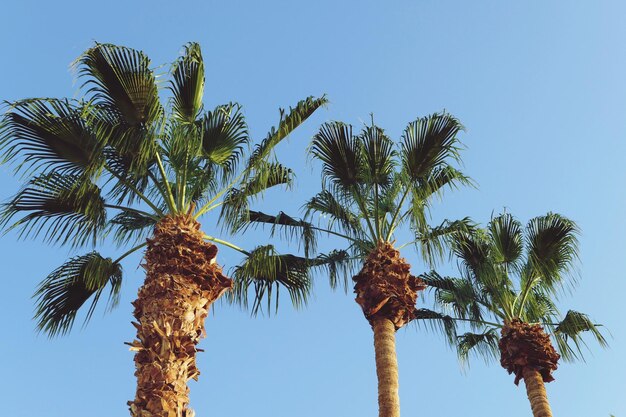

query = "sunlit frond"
[236,210,317,257]
[1,172,106,247]
[552,310,607,361]
[108,210,157,246]
[248,95,328,171]
[525,213,579,292]
[400,112,464,182]
[304,190,362,236]
[170,42,204,123]
[415,217,475,266]
[200,103,248,181]
[231,245,312,315]
[457,330,500,364]
[33,252,122,337]
[0,98,102,175]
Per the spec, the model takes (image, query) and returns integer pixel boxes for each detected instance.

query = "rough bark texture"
[128,215,232,417]
[499,319,560,386]
[523,367,554,417]
[353,241,425,330]
[372,318,401,417]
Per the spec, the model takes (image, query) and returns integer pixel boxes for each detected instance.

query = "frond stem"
[113,242,148,264]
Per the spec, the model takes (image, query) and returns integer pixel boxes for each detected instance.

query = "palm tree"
[233,114,472,417]
[423,212,607,417]
[0,42,327,417]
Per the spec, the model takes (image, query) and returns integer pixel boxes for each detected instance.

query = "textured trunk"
[523,368,554,417]
[128,216,232,417]
[372,318,400,417]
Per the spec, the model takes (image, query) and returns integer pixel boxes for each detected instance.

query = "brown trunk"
[372,318,400,417]
[127,216,232,417]
[523,368,554,417]
[353,242,425,417]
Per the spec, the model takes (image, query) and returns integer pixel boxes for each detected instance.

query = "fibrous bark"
[353,241,425,330]
[499,319,560,386]
[128,215,232,417]
[523,367,554,417]
[372,318,400,417]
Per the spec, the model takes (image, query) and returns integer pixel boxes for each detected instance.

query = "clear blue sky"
[1,1,624,416]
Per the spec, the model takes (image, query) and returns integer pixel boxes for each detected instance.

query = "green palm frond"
[170,42,205,123]
[525,212,579,292]
[310,121,363,195]
[413,308,457,344]
[422,271,485,323]
[552,310,607,361]
[0,98,102,175]
[33,252,122,337]
[220,162,294,231]
[489,212,523,268]
[231,245,312,315]
[1,172,106,247]
[248,95,328,171]
[235,210,317,257]
[413,165,473,203]
[457,330,500,364]
[200,103,248,181]
[415,217,475,266]
[304,189,362,236]
[400,112,464,182]
[75,43,163,127]
[360,123,396,187]
[311,249,353,290]
[108,210,157,245]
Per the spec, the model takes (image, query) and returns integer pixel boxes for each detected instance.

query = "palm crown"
[423,212,607,365]
[0,42,327,336]
[236,114,474,291]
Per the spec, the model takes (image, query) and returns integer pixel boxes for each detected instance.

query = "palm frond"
[0,98,102,175]
[457,330,500,364]
[200,103,248,181]
[169,42,204,123]
[236,210,317,257]
[400,112,464,182]
[415,217,475,266]
[525,212,579,291]
[108,210,157,246]
[360,123,396,187]
[75,43,163,126]
[33,252,123,337]
[422,271,485,323]
[231,245,312,315]
[310,121,363,194]
[304,190,362,236]
[248,95,328,170]
[220,162,294,231]
[552,310,607,361]
[413,308,457,344]
[489,212,523,267]
[1,172,106,247]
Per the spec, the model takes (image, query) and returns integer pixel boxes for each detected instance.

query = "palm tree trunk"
[523,368,553,417]
[372,317,400,417]
[128,216,232,417]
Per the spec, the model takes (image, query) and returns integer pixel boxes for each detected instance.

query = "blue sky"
[1,1,624,416]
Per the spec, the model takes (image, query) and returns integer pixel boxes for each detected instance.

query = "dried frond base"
[499,319,560,385]
[353,241,425,330]
[128,216,232,417]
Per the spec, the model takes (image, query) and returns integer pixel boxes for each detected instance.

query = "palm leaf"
[525,212,579,291]
[489,212,523,267]
[33,252,122,337]
[248,95,328,170]
[108,210,157,245]
[457,330,500,364]
[200,103,248,181]
[360,123,396,187]
[413,308,457,344]
[170,42,205,123]
[400,112,464,181]
[231,245,312,315]
[552,310,607,361]
[310,121,363,194]
[1,172,106,247]
[304,189,362,236]
[0,98,102,175]
[75,43,163,126]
